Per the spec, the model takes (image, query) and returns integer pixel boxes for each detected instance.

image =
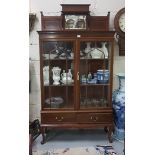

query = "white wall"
[29,0,125,121]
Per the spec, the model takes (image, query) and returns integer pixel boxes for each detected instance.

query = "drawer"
[76,113,113,123]
[41,113,76,124]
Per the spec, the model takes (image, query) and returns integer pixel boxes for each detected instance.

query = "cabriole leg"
[108,126,113,143]
[40,126,46,144]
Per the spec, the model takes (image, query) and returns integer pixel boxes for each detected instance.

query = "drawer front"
[41,113,76,124]
[76,113,113,123]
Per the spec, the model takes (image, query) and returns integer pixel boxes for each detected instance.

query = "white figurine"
[101,42,108,58]
[43,66,49,85]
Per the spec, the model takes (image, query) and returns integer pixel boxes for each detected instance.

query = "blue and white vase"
[112,73,125,140]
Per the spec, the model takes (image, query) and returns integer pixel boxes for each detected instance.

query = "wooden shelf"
[80,105,108,109]
[43,58,74,61]
[44,104,74,110]
[44,84,74,87]
[80,83,110,86]
[80,58,109,60]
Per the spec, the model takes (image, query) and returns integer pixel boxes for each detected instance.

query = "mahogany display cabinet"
[38,4,115,144]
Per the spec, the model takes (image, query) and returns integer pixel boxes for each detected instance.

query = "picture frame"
[65,15,87,29]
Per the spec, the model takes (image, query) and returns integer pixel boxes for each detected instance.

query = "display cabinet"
[38,4,115,144]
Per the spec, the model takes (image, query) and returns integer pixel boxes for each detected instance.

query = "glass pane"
[80,85,109,108]
[42,41,74,109]
[79,41,111,109]
[44,87,74,109]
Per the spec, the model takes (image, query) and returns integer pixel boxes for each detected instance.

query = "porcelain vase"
[52,67,61,85]
[101,42,108,58]
[112,73,125,140]
[85,42,91,58]
[43,66,49,85]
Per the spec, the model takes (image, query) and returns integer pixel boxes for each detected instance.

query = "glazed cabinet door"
[41,39,76,110]
[78,40,113,109]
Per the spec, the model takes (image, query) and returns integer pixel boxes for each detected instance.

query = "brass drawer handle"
[90,116,98,121]
[55,116,64,121]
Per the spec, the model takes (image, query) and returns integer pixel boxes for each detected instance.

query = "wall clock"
[114,8,125,56]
